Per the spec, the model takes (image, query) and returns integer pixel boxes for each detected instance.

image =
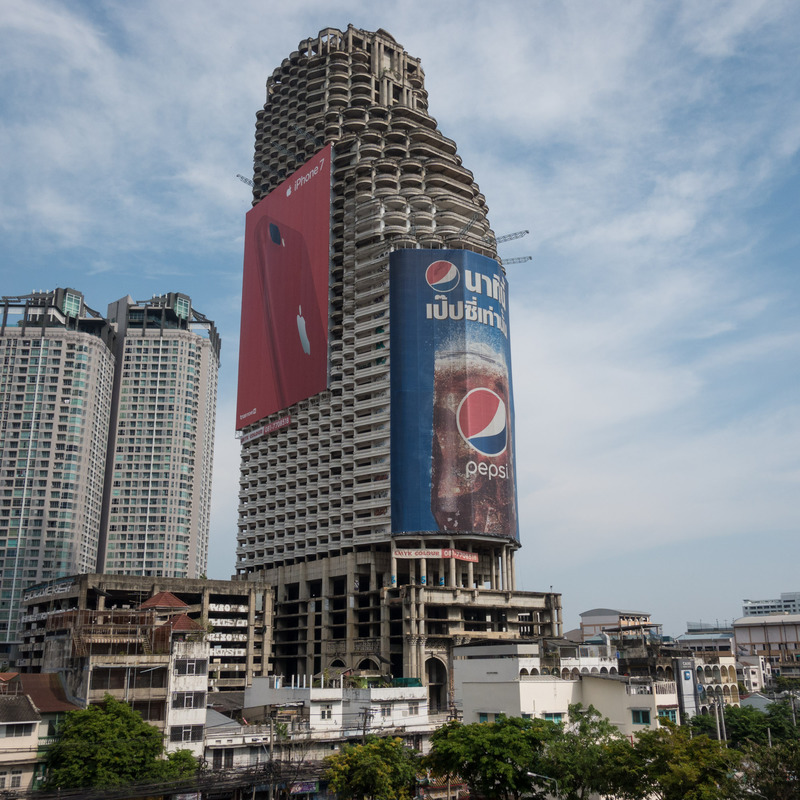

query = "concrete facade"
[17,574,273,691]
[235,25,561,701]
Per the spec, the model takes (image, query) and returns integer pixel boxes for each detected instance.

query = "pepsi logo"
[457,388,507,457]
[425,260,460,292]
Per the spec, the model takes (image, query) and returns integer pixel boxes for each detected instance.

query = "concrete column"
[390,552,397,586]
[490,550,497,589]
[510,552,516,590]
[467,555,474,588]
[247,587,256,680]
[346,551,356,667]
[449,553,456,587]
[420,557,427,586]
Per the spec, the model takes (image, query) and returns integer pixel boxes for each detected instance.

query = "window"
[62,292,82,318]
[408,702,419,716]
[658,708,677,724]
[172,691,206,709]
[11,770,21,788]
[0,772,5,788]
[212,748,234,769]
[174,659,207,676]
[543,713,563,723]
[478,713,489,724]
[380,704,391,718]
[321,705,332,720]
[632,709,651,725]
[2,723,34,737]
[175,297,190,319]
[170,725,204,743]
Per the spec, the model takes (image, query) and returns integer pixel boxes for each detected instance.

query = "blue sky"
[2,1,798,636]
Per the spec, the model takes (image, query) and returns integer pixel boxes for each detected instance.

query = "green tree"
[764,697,800,742]
[688,712,719,739]
[774,676,800,693]
[323,737,420,800]
[44,694,197,790]
[740,739,800,800]
[426,715,558,800]
[611,723,742,800]
[541,704,626,800]
[722,704,770,747]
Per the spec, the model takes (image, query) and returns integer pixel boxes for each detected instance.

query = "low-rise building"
[452,639,679,735]
[18,573,273,691]
[737,654,771,694]
[734,613,800,679]
[0,694,40,794]
[579,608,652,642]
[675,622,734,654]
[242,676,435,758]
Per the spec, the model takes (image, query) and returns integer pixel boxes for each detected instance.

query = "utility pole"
[361,707,373,744]
[268,708,275,800]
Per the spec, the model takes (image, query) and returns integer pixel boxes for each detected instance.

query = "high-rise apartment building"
[236,26,561,705]
[100,293,220,578]
[0,290,115,647]
[0,289,219,654]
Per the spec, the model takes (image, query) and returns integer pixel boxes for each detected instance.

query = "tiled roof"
[139,591,189,610]
[161,613,203,632]
[0,695,41,724]
[17,673,80,714]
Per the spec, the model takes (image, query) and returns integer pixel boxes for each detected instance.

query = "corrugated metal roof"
[17,673,80,714]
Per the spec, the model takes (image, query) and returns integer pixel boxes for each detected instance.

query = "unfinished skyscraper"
[235,26,560,708]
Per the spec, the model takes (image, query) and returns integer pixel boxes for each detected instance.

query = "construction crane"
[487,229,530,245]
[499,256,532,266]
[455,212,481,238]
[236,174,255,188]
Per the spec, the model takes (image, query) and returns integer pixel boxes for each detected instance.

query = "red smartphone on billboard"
[254,215,326,411]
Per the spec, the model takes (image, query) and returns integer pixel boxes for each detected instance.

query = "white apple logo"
[297,306,310,354]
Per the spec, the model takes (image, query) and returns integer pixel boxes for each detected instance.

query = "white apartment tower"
[0,289,220,655]
[236,27,560,703]
[100,293,220,578]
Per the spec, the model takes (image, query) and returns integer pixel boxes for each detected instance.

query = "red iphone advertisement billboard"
[236,145,332,430]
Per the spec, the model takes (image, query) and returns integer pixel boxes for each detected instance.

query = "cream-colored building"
[0,694,40,793]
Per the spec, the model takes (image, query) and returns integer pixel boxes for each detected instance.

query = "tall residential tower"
[100,293,220,578]
[0,290,115,646]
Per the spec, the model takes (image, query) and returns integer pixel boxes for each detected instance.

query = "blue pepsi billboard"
[390,249,519,540]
